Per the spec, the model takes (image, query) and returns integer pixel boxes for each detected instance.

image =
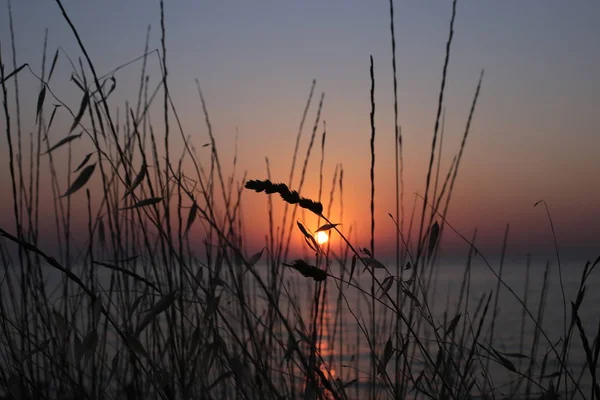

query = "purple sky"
[1,1,599,262]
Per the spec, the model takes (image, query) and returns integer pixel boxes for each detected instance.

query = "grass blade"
[36,86,46,122]
[61,163,96,197]
[135,291,178,336]
[185,202,198,234]
[348,254,357,287]
[69,90,89,133]
[48,48,59,81]
[44,133,82,155]
[120,197,162,210]
[428,221,440,260]
[377,275,394,299]
[362,257,387,273]
[378,336,394,375]
[248,248,264,268]
[73,152,93,172]
[0,63,28,84]
[122,163,147,199]
[316,223,340,232]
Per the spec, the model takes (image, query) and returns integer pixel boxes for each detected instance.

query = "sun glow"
[315,231,329,245]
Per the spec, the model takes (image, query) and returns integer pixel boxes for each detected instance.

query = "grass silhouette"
[0,0,598,399]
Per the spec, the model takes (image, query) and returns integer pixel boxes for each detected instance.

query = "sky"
[0,0,599,263]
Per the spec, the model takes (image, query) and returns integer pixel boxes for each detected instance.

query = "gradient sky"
[1,1,599,262]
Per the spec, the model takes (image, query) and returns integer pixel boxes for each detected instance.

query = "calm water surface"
[21,255,600,399]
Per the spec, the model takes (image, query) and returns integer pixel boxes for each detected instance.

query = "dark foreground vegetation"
[0,0,598,399]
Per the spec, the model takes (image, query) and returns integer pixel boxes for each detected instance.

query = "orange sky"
[0,1,598,264]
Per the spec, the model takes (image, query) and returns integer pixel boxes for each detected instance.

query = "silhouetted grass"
[0,0,598,399]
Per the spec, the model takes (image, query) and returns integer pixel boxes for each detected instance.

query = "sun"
[315,231,329,245]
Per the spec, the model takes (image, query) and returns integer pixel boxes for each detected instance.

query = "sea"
[4,253,599,399]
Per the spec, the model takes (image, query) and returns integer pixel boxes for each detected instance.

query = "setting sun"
[315,231,329,245]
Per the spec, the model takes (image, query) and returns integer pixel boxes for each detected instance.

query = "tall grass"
[0,0,599,399]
